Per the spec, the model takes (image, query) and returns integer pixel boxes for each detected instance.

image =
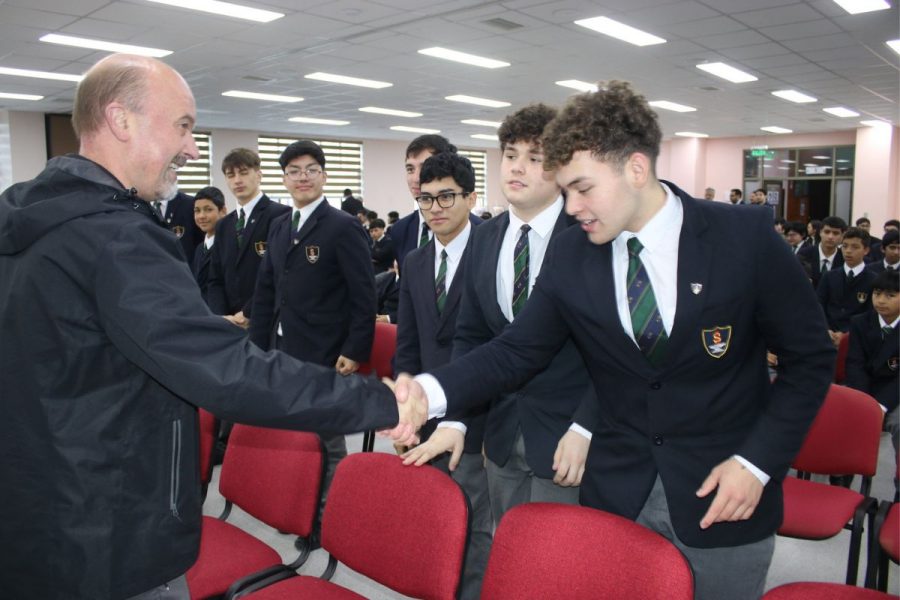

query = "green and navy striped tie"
[512,224,531,317]
[626,237,667,365]
[435,249,448,314]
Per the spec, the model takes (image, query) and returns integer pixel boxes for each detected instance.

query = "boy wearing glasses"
[250,140,376,545]
[395,152,491,600]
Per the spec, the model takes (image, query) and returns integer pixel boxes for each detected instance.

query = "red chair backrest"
[763,581,895,599]
[321,453,467,600]
[481,503,694,600]
[219,425,323,537]
[792,384,884,477]
[198,408,217,485]
[357,322,397,379]
[834,332,850,383]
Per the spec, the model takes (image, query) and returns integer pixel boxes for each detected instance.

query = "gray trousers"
[636,476,774,600]
[125,575,189,600]
[485,429,580,528]
[432,451,493,600]
[316,432,348,530]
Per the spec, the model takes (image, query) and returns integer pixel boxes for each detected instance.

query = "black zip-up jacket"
[0,155,398,599]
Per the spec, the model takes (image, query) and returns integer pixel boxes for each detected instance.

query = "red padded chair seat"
[879,503,899,562]
[763,581,894,599]
[245,576,367,600]
[778,477,864,539]
[186,516,282,599]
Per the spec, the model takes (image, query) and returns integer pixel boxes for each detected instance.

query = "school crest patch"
[171,225,185,239]
[856,291,868,303]
[306,245,320,264]
[702,326,732,359]
[254,241,267,257]
[888,356,898,372]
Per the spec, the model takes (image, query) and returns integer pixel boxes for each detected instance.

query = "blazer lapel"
[414,243,440,325]
[291,201,328,252]
[236,196,270,264]
[665,194,714,364]
[584,240,644,364]
[486,213,511,327]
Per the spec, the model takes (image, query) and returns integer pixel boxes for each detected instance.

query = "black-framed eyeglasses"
[415,191,468,209]
[284,166,323,180]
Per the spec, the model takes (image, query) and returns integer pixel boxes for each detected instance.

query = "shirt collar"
[204,234,215,249]
[844,262,865,276]
[434,221,472,263]
[613,182,681,255]
[296,196,326,222]
[238,192,264,217]
[509,196,563,239]
[818,244,837,261]
[879,314,900,329]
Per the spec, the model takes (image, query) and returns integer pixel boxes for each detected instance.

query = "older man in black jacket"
[0,54,400,600]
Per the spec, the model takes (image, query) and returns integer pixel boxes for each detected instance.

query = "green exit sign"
[751,149,775,158]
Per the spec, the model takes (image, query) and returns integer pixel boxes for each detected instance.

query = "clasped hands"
[379,373,429,447]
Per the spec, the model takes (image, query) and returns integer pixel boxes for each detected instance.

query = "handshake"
[380,374,430,446]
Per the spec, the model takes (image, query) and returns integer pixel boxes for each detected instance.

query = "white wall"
[7,111,46,186]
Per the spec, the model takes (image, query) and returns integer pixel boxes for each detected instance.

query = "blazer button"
[653,435,664,446]
[650,381,661,390]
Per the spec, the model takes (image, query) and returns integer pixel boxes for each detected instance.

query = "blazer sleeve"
[93,221,398,434]
[337,219,377,363]
[394,264,423,375]
[206,219,228,315]
[844,316,871,395]
[248,228,278,351]
[451,238,498,360]
[735,216,835,481]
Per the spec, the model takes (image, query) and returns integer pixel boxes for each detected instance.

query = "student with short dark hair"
[868,229,899,274]
[369,218,394,274]
[845,269,899,487]
[191,186,227,304]
[784,221,807,254]
[395,151,491,600]
[798,215,847,288]
[816,227,875,344]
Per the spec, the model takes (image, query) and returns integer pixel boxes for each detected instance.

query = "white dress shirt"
[432,222,471,291]
[203,234,215,251]
[843,262,865,278]
[294,196,325,231]
[236,192,264,222]
[817,244,839,271]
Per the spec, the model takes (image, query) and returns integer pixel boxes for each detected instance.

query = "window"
[458,149,488,207]
[258,136,363,206]
[177,132,212,194]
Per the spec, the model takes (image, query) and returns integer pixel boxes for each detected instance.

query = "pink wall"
[656,129,898,226]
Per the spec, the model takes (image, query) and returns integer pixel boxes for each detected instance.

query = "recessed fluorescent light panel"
[574,16,666,46]
[860,119,891,128]
[305,72,392,89]
[696,62,757,83]
[445,94,510,108]
[289,117,349,126]
[39,34,172,58]
[471,134,499,141]
[461,119,502,128]
[359,106,422,118]
[417,47,509,69]
[145,0,283,22]
[887,40,900,55]
[760,126,793,134]
[222,90,303,103]
[0,92,43,100]
[832,0,890,14]
[555,79,599,93]
[823,107,859,118]
[772,89,817,104]
[674,131,709,138]
[649,100,696,113]
[391,125,441,134]
[0,66,83,82]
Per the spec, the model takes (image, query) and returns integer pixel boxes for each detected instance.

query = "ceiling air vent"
[482,17,524,31]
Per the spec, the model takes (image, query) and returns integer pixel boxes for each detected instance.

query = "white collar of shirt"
[156,199,169,216]
[612,182,682,342]
[843,262,865,277]
[295,196,325,230]
[204,234,215,250]
[886,259,899,269]
[497,196,564,321]
[879,314,900,329]
[433,221,472,289]
[237,192,264,219]
[818,244,837,263]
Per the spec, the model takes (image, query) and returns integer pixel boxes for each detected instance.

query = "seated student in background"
[798,216,846,289]
[784,221,807,254]
[845,269,899,489]
[817,227,875,345]
[867,229,899,274]
[369,218,394,274]
[856,217,882,263]
[804,219,822,249]
[191,186,227,304]
[375,261,399,324]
